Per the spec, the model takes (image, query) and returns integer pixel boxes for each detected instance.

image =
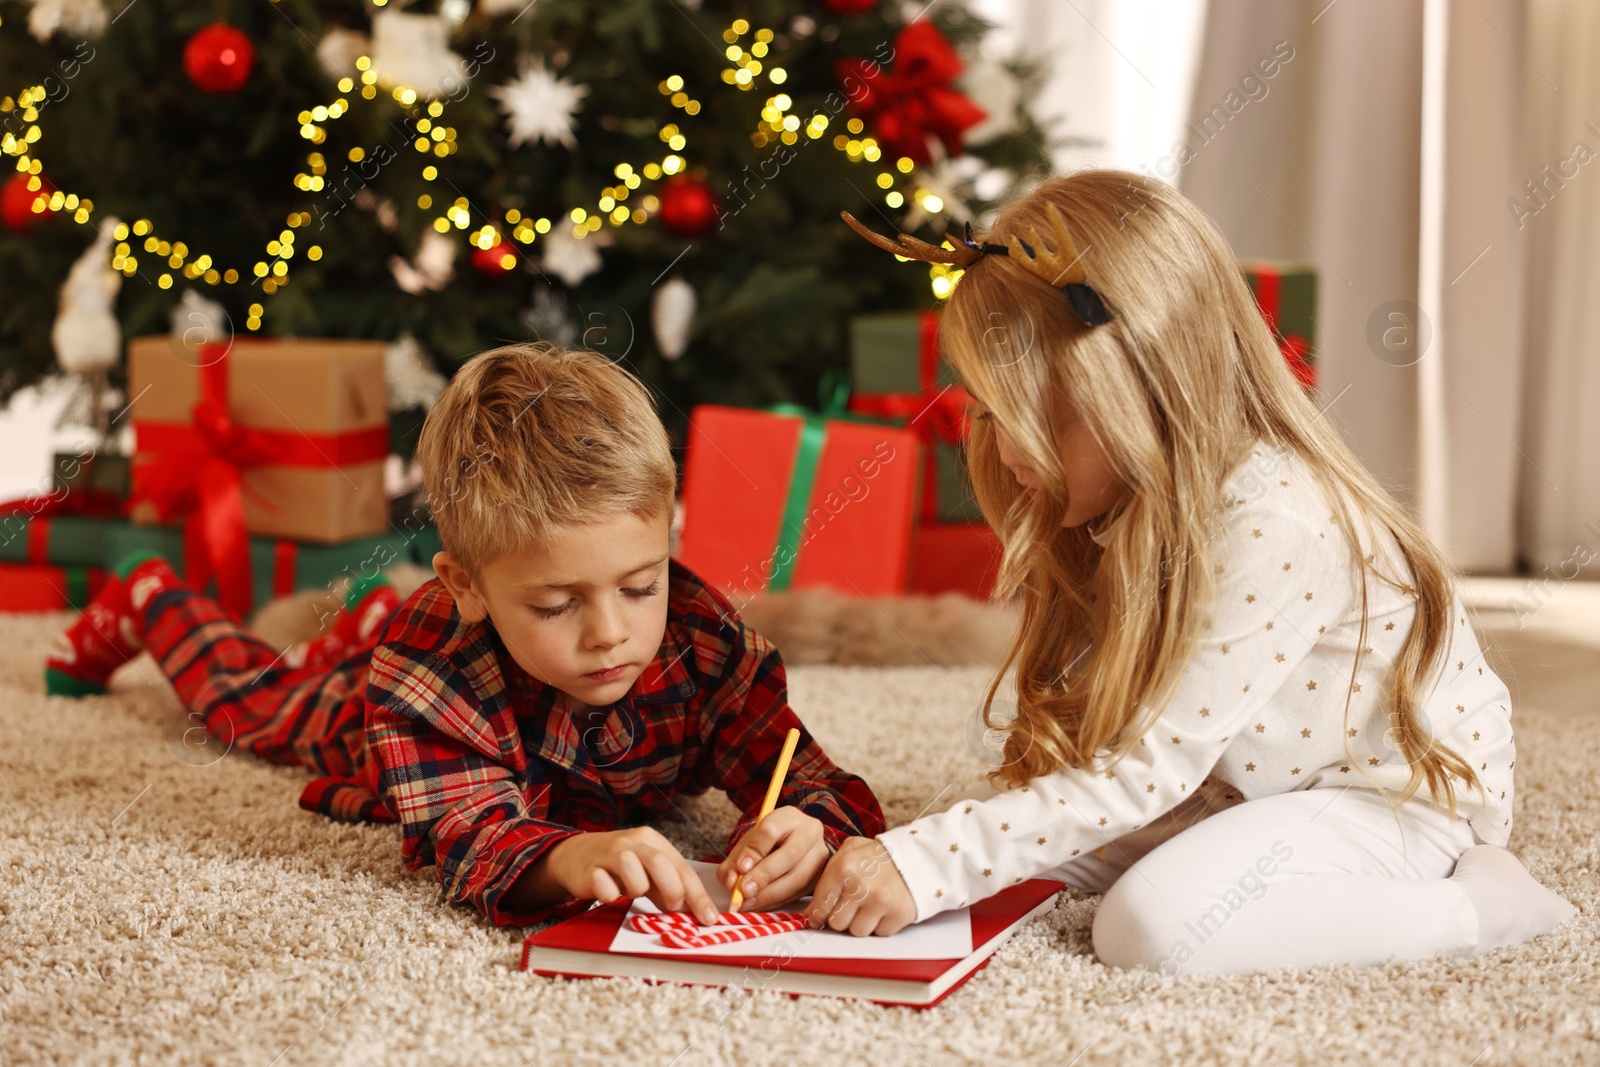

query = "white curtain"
[1519,0,1600,575]
[1180,0,1528,573]
[971,0,1211,177]
[984,0,1595,575]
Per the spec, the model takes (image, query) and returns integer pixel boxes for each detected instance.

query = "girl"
[800,171,1576,974]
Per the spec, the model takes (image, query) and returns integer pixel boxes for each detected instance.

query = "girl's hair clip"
[841,208,1114,328]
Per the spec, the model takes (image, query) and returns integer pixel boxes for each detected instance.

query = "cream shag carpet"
[1,578,1596,1066]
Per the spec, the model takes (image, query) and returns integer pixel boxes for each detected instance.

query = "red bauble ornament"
[470,233,520,275]
[1,173,57,233]
[657,174,721,239]
[824,0,878,14]
[184,22,256,94]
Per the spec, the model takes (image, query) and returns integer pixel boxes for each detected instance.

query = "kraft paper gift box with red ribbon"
[676,403,924,599]
[846,311,982,524]
[102,523,413,618]
[1241,262,1317,389]
[0,562,107,612]
[125,335,391,620]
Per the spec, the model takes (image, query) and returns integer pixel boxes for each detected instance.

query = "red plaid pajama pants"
[139,584,397,822]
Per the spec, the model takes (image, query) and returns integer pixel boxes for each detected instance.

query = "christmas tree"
[0,0,1050,446]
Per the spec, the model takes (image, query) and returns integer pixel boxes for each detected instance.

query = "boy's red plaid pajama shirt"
[136,558,885,926]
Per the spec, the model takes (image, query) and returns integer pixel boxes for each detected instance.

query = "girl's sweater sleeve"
[877,484,1355,922]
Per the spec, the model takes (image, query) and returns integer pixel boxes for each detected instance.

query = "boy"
[45,342,885,927]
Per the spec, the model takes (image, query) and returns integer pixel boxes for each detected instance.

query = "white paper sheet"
[608,861,973,961]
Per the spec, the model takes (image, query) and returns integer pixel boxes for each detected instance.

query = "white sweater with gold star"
[878,442,1515,923]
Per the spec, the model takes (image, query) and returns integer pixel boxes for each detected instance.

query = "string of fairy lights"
[0,15,958,333]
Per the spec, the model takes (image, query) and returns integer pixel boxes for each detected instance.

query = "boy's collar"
[629,620,698,705]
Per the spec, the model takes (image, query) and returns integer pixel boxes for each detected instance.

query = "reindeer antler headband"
[840,205,1114,327]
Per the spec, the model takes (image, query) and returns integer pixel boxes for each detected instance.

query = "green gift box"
[1241,262,1317,389]
[847,311,981,523]
[103,524,414,615]
[51,451,131,500]
[848,312,962,393]
[0,511,126,568]
[403,523,443,567]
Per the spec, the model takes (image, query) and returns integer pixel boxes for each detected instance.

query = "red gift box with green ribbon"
[125,335,391,620]
[1241,262,1317,389]
[909,522,1004,600]
[677,398,924,599]
[847,311,982,523]
[0,562,107,611]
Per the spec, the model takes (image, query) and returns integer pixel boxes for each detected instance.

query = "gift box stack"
[675,311,1003,602]
[1,336,443,614]
[846,311,1002,599]
[122,334,403,619]
[0,503,115,611]
[1241,262,1318,389]
[677,267,1318,604]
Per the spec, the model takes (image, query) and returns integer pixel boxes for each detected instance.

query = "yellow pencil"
[729,727,801,911]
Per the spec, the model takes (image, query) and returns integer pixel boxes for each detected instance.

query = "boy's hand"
[805,836,917,937]
[545,827,720,925]
[717,807,830,912]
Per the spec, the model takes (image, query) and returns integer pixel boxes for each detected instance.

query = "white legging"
[1033,783,1484,975]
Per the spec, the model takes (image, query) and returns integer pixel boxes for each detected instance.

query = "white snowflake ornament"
[539,227,609,288]
[489,57,588,150]
[27,0,106,42]
[370,9,468,98]
[522,287,578,344]
[385,333,448,411]
[899,157,981,232]
[317,28,371,83]
[390,229,457,295]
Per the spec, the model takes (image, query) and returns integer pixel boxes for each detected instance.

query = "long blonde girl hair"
[943,170,1484,820]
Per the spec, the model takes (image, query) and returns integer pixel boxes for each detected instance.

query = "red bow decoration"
[130,342,391,619]
[846,311,970,522]
[131,346,283,618]
[847,387,968,446]
[1280,334,1316,389]
[835,21,987,164]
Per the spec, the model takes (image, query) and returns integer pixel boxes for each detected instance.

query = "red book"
[520,880,1061,1009]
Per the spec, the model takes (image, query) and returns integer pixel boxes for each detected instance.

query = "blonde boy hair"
[415,341,676,576]
[943,170,1484,822]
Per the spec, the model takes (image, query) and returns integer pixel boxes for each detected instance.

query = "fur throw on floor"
[247,562,1018,667]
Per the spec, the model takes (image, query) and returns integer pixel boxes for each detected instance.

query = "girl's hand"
[717,807,829,911]
[804,836,917,937]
